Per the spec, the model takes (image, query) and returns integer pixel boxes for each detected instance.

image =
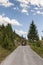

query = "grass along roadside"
[28,41,43,58]
[31,45,43,58]
[0,45,17,63]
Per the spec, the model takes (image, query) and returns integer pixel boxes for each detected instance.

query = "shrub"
[36,41,41,47]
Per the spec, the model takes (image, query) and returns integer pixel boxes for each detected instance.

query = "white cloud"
[36,11,43,14]
[34,7,43,10]
[36,11,41,14]
[32,10,43,15]
[0,15,22,26]
[0,0,14,7]
[17,0,29,15]
[17,0,43,15]
[31,8,43,15]
[15,29,27,36]
[13,7,19,10]
[17,0,43,6]
[20,3,28,8]
[21,8,29,15]
[21,8,27,13]
[34,7,38,10]
[17,0,28,4]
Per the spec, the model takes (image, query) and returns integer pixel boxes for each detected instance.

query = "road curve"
[0,45,43,65]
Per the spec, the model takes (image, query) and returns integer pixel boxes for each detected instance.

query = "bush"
[36,41,41,47]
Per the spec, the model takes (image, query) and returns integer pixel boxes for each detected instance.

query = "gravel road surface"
[0,45,43,65]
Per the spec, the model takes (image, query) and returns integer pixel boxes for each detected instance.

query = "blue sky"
[0,0,43,39]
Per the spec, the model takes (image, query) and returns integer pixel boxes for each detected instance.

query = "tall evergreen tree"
[0,24,15,50]
[6,24,14,40]
[0,24,5,45]
[27,21,39,42]
[4,24,14,50]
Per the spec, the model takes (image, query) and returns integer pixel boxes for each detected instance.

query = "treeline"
[0,24,15,50]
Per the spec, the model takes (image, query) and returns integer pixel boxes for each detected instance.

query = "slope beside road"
[0,45,43,65]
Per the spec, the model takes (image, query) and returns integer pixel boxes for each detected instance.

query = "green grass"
[28,41,43,58]
[31,45,43,58]
[0,45,17,63]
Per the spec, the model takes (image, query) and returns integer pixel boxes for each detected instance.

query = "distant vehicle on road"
[21,39,26,46]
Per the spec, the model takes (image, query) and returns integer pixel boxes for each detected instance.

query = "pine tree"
[0,24,14,50]
[0,24,5,45]
[4,24,14,50]
[27,21,39,42]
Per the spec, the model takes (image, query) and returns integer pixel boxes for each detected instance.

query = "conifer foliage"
[27,21,39,42]
[0,24,14,50]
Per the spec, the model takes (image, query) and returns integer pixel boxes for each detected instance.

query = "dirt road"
[0,46,43,65]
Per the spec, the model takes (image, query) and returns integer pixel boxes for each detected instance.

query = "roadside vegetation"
[0,24,22,63]
[27,21,43,58]
[0,45,11,63]
[27,41,43,58]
